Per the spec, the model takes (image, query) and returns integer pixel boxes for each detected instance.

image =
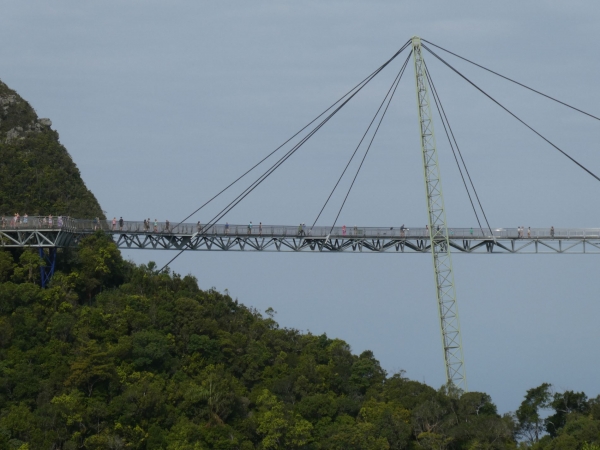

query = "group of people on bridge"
[1,213,67,229]
[0,214,561,240]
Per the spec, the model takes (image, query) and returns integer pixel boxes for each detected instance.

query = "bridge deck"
[1,217,599,254]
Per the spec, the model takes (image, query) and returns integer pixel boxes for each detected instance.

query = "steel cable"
[173,40,412,230]
[159,42,411,271]
[423,44,600,184]
[328,51,411,234]
[422,39,600,122]
[311,50,412,230]
[423,60,493,237]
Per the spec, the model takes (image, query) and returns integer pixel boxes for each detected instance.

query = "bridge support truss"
[39,247,57,288]
[412,36,467,391]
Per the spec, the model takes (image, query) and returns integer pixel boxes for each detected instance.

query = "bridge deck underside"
[2,229,600,254]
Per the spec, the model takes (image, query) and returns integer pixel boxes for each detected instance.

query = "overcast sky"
[2,0,600,413]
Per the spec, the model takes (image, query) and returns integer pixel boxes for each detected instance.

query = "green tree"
[546,390,589,436]
[516,383,552,443]
[256,389,313,449]
[0,250,14,282]
[72,232,125,300]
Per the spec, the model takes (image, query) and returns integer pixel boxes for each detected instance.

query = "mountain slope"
[0,79,104,219]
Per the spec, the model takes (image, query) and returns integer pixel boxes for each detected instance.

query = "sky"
[2,0,600,413]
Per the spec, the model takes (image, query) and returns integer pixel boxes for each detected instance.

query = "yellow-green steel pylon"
[411,36,467,391]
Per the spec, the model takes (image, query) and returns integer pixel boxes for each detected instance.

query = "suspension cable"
[200,48,409,233]
[422,39,600,122]
[423,60,493,237]
[423,44,600,184]
[159,43,411,271]
[312,50,412,229]
[329,50,410,234]
[160,92,362,272]
[173,40,412,229]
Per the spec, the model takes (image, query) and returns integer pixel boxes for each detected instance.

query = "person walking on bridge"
[298,223,306,236]
[550,226,555,239]
[112,217,116,231]
[165,219,170,233]
[119,217,124,231]
[225,222,229,235]
[248,222,252,235]
[153,219,158,233]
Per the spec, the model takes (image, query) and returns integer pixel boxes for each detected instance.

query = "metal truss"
[412,36,467,391]
[3,228,600,254]
[112,233,600,254]
[0,229,82,248]
[39,248,57,288]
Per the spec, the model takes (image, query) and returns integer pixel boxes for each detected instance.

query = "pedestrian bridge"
[1,217,599,254]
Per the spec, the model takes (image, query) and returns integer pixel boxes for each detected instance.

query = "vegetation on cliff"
[0,79,104,219]
[0,238,599,449]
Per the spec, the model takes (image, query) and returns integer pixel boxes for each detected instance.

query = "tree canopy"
[0,237,598,449]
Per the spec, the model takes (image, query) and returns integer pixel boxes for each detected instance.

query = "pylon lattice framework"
[412,36,467,391]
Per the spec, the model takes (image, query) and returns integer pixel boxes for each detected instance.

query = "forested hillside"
[0,237,599,449]
[0,78,598,450]
[0,79,104,219]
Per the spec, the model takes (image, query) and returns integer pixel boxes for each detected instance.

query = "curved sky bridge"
[4,36,600,391]
[2,218,600,254]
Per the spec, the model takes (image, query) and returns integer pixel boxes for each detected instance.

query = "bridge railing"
[2,217,600,240]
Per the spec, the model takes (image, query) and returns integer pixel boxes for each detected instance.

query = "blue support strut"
[39,247,57,288]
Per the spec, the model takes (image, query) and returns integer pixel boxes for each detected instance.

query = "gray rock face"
[0,94,17,109]
[1,95,53,142]
[5,127,23,142]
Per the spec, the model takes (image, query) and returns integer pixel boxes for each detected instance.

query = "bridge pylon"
[411,36,467,391]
